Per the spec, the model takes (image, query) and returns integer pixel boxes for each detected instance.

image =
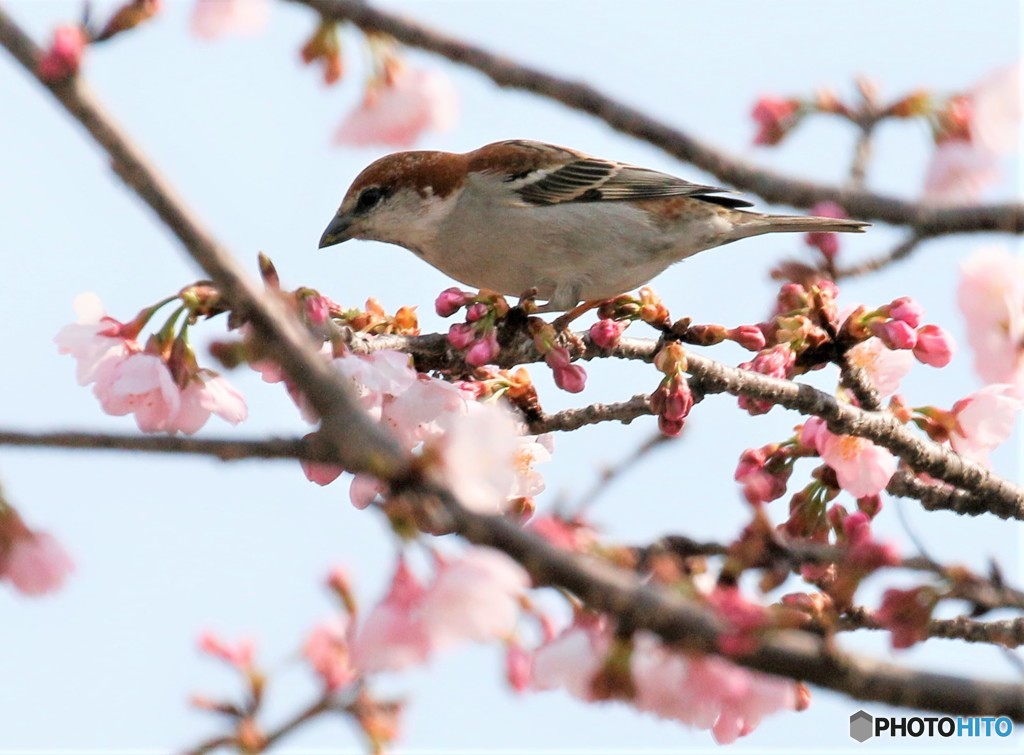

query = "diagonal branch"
[289,0,1023,236]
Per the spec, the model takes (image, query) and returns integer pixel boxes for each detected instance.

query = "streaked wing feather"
[515,159,753,209]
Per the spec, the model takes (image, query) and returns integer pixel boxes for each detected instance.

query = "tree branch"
[288,0,1022,236]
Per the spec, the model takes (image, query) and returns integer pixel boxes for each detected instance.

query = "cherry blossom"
[191,0,269,39]
[335,66,458,147]
[922,141,1000,205]
[197,631,255,669]
[589,319,626,350]
[751,96,800,145]
[949,384,1022,466]
[531,616,801,743]
[803,201,846,260]
[846,337,914,397]
[303,616,357,691]
[38,25,88,82]
[912,325,955,368]
[0,509,74,596]
[803,418,897,497]
[957,245,1024,389]
[352,548,528,672]
[875,587,936,649]
[54,293,135,386]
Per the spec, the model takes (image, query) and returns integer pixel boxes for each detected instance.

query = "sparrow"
[319,140,868,311]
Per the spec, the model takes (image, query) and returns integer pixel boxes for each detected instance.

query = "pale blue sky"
[0,1,1021,751]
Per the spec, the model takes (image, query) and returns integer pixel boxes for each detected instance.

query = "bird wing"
[484,140,752,209]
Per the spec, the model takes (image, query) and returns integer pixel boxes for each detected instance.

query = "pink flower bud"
[804,202,847,260]
[875,587,936,649]
[751,96,800,145]
[727,325,767,351]
[886,297,924,328]
[304,295,330,326]
[38,25,88,82]
[912,324,955,367]
[544,346,572,370]
[871,319,918,350]
[435,287,469,317]
[553,364,587,393]
[657,415,685,437]
[465,302,489,322]
[465,330,500,367]
[447,322,476,350]
[588,319,625,350]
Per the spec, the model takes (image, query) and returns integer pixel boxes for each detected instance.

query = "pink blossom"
[651,377,694,436]
[349,473,384,509]
[846,338,914,397]
[511,435,553,498]
[352,559,431,672]
[751,96,800,145]
[528,515,591,552]
[304,617,357,691]
[804,201,846,260]
[922,140,1001,205]
[814,427,897,497]
[198,631,255,668]
[38,25,88,81]
[191,0,268,39]
[417,548,529,651]
[842,512,900,570]
[532,617,801,742]
[434,287,469,317]
[0,515,74,596]
[957,245,1024,389]
[174,370,248,433]
[706,586,768,655]
[734,446,789,505]
[353,549,527,672]
[55,293,134,386]
[380,375,468,448]
[949,384,1022,465]
[913,325,955,368]
[302,457,345,487]
[335,66,458,148]
[531,616,609,701]
[589,319,626,350]
[429,401,522,514]
[95,353,182,433]
[506,641,533,693]
[870,319,917,350]
[447,322,476,350]
[465,329,500,367]
[552,363,587,393]
[886,297,924,329]
[970,60,1022,155]
[727,325,766,352]
[333,350,417,420]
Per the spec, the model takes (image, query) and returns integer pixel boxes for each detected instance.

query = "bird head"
[318,150,468,253]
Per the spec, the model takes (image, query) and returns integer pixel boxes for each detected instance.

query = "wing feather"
[513,154,752,209]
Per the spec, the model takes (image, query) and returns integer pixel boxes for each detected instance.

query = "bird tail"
[732,212,870,239]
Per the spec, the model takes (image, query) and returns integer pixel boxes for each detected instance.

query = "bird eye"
[355,186,386,214]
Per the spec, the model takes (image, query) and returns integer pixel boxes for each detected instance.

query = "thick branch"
[290,0,1022,235]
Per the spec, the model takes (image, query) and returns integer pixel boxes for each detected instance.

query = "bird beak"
[318,213,353,249]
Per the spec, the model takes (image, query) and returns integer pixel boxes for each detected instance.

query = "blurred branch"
[835,234,924,279]
[840,607,1024,648]
[290,0,1023,236]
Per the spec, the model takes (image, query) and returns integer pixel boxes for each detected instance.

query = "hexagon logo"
[850,710,874,742]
